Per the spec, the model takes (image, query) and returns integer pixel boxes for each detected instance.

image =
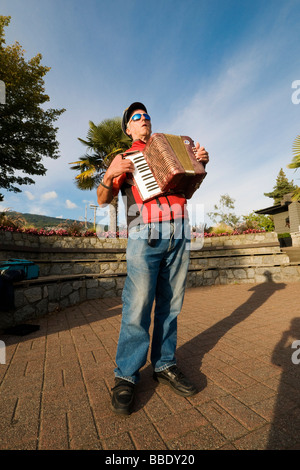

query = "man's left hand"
[194,142,209,165]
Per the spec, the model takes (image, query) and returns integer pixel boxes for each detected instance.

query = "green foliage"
[288,135,300,170]
[0,208,26,228]
[210,222,234,234]
[71,117,131,233]
[71,118,131,190]
[207,194,240,227]
[278,232,291,238]
[241,211,274,232]
[0,209,95,230]
[287,135,300,201]
[0,16,65,201]
[264,168,298,204]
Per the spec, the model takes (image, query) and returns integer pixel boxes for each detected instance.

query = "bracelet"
[99,180,112,190]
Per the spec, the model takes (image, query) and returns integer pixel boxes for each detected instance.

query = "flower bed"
[0,224,266,238]
[192,228,266,239]
[0,225,97,237]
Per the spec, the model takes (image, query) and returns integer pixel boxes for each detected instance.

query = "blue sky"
[1,0,300,228]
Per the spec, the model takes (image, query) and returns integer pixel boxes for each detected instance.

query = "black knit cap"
[121,102,148,137]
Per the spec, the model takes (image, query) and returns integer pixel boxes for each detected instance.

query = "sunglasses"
[128,113,151,124]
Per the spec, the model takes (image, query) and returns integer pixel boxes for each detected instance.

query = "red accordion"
[124,133,207,202]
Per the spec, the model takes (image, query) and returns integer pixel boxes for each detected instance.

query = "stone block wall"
[187,264,300,287]
[0,228,280,252]
[197,230,279,248]
[0,230,128,251]
[289,202,300,233]
[0,276,126,330]
[291,232,300,247]
[0,230,299,329]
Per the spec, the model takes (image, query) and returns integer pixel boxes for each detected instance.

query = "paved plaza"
[0,280,300,451]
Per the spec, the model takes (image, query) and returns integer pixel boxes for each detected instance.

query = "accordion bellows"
[142,133,207,199]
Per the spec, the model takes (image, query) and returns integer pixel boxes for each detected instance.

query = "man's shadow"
[267,317,300,449]
[176,271,286,391]
[137,271,286,409]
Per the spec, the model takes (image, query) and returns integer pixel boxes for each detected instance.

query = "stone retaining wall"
[196,230,279,248]
[0,276,126,329]
[187,264,300,287]
[0,230,128,250]
[0,230,299,329]
[0,228,279,251]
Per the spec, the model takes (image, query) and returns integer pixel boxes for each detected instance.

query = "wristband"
[99,180,113,190]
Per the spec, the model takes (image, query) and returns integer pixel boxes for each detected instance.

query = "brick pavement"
[0,281,300,451]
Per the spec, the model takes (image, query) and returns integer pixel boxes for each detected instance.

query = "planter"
[279,236,292,247]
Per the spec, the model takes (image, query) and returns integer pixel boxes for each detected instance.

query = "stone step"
[187,264,300,288]
[29,258,127,277]
[0,244,291,278]
[1,250,290,278]
[192,244,287,257]
[0,244,126,261]
[189,252,290,269]
[281,247,300,262]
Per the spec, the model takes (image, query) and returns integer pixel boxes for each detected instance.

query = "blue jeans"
[114,220,190,384]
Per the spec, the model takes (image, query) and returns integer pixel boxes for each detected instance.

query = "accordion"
[124,133,207,201]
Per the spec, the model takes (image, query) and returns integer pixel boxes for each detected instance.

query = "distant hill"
[7,211,95,230]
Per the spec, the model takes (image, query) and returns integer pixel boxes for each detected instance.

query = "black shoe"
[153,365,197,397]
[111,378,135,415]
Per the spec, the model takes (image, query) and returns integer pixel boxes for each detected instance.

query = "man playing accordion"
[97,102,209,415]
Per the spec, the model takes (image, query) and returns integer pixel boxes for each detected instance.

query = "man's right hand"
[97,153,135,206]
[104,153,135,185]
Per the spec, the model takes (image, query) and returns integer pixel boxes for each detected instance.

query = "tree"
[287,134,300,201]
[241,211,274,232]
[207,194,240,227]
[0,16,65,202]
[71,118,131,232]
[264,168,298,204]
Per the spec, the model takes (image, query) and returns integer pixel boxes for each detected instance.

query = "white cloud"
[65,199,77,209]
[25,191,35,200]
[41,191,58,201]
[28,206,49,216]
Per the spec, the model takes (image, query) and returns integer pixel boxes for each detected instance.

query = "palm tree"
[287,134,300,201]
[70,117,131,232]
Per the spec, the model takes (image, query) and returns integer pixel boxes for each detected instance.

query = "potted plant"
[278,232,293,247]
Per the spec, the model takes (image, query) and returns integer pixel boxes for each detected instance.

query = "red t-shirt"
[112,139,188,226]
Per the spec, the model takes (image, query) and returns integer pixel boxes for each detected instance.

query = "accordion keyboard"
[124,152,162,201]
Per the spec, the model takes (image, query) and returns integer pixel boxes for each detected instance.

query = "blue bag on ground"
[0,258,39,280]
